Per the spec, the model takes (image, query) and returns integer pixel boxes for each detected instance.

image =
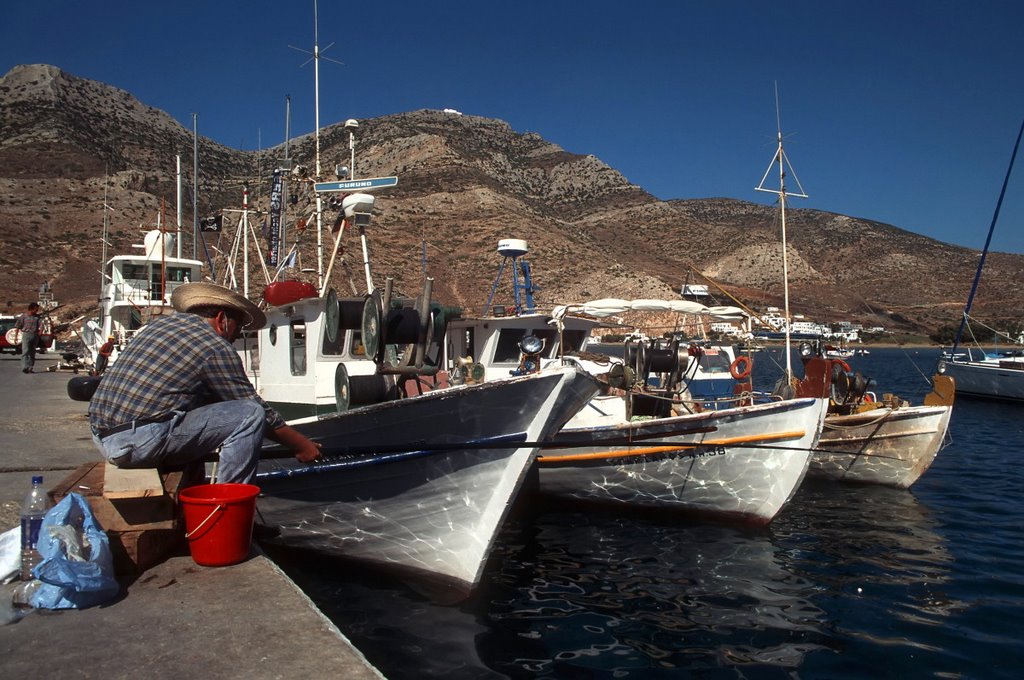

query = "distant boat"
[939,117,1024,403]
[83,226,203,367]
[941,348,1024,402]
[823,343,854,360]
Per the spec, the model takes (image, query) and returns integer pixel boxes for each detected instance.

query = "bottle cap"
[31,475,43,485]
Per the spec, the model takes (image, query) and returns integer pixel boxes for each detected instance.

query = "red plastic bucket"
[179,483,260,567]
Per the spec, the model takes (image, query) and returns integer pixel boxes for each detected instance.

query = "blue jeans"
[91,400,266,484]
[21,332,37,371]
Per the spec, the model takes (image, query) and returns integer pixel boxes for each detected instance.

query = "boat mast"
[192,113,199,260]
[756,84,807,381]
[290,0,341,292]
[951,117,1024,353]
[313,0,325,291]
[176,155,183,258]
[101,167,110,295]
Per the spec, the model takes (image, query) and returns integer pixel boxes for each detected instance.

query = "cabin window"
[494,329,525,364]
[562,330,588,353]
[290,320,307,376]
[493,328,560,364]
[321,323,345,356]
[699,350,732,373]
[122,264,147,281]
[350,330,366,357]
[165,267,192,282]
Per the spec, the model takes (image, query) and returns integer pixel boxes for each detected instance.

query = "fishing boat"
[216,6,609,595]
[793,344,954,488]
[441,241,828,525]
[757,94,954,488]
[939,118,1024,402]
[254,363,600,594]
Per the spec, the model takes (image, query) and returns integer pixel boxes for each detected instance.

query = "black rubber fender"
[67,375,101,402]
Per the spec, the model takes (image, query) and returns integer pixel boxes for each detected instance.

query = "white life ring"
[5,328,21,346]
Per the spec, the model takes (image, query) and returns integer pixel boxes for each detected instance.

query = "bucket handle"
[184,504,224,539]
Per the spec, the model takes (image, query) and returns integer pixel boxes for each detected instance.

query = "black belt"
[96,412,176,439]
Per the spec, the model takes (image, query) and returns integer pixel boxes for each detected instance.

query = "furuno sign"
[313,176,399,193]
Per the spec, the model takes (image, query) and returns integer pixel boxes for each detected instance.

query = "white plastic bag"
[0,526,20,585]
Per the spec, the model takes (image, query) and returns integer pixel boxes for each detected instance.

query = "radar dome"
[143,230,176,259]
[497,239,528,257]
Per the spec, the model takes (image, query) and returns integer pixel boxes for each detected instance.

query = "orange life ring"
[730,355,752,380]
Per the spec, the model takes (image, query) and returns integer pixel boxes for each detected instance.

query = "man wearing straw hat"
[88,282,321,484]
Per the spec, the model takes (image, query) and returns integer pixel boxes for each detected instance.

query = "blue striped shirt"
[88,313,285,432]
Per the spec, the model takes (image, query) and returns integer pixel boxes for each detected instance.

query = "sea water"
[269,347,1024,678]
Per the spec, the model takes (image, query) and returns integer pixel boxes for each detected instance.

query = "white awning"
[551,298,748,321]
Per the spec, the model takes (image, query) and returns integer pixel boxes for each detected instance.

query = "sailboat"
[938,118,1024,402]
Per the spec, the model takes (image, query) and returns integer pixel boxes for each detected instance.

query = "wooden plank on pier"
[102,463,165,499]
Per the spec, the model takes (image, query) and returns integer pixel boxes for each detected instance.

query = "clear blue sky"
[4,1,1024,253]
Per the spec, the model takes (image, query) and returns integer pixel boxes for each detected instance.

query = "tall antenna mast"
[289,0,343,292]
[755,82,807,381]
[192,113,199,259]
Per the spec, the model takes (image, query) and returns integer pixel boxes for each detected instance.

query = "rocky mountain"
[2,64,1021,337]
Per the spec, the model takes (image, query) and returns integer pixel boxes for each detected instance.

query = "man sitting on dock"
[88,282,321,484]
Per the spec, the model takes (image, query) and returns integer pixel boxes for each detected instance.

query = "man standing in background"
[15,302,42,373]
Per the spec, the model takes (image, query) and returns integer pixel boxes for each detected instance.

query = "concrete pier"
[0,353,383,678]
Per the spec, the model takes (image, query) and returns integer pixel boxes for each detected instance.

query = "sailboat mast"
[951,117,1024,352]
[755,85,807,381]
[776,131,794,378]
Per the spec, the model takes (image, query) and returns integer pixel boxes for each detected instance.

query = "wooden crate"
[49,462,188,579]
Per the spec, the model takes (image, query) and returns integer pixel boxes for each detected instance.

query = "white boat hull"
[537,397,827,525]
[809,404,952,488]
[942,359,1024,402]
[254,365,599,594]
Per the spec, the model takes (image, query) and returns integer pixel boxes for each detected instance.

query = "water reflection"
[264,348,1024,679]
[271,479,956,679]
[474,504,828,677]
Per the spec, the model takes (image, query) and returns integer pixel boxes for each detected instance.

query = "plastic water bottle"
[20,475,49,582]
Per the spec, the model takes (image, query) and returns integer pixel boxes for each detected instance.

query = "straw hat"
[171,282,267,330]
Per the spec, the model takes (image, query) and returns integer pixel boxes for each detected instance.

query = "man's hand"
[294,440,322,463]
[268,424,322,463]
